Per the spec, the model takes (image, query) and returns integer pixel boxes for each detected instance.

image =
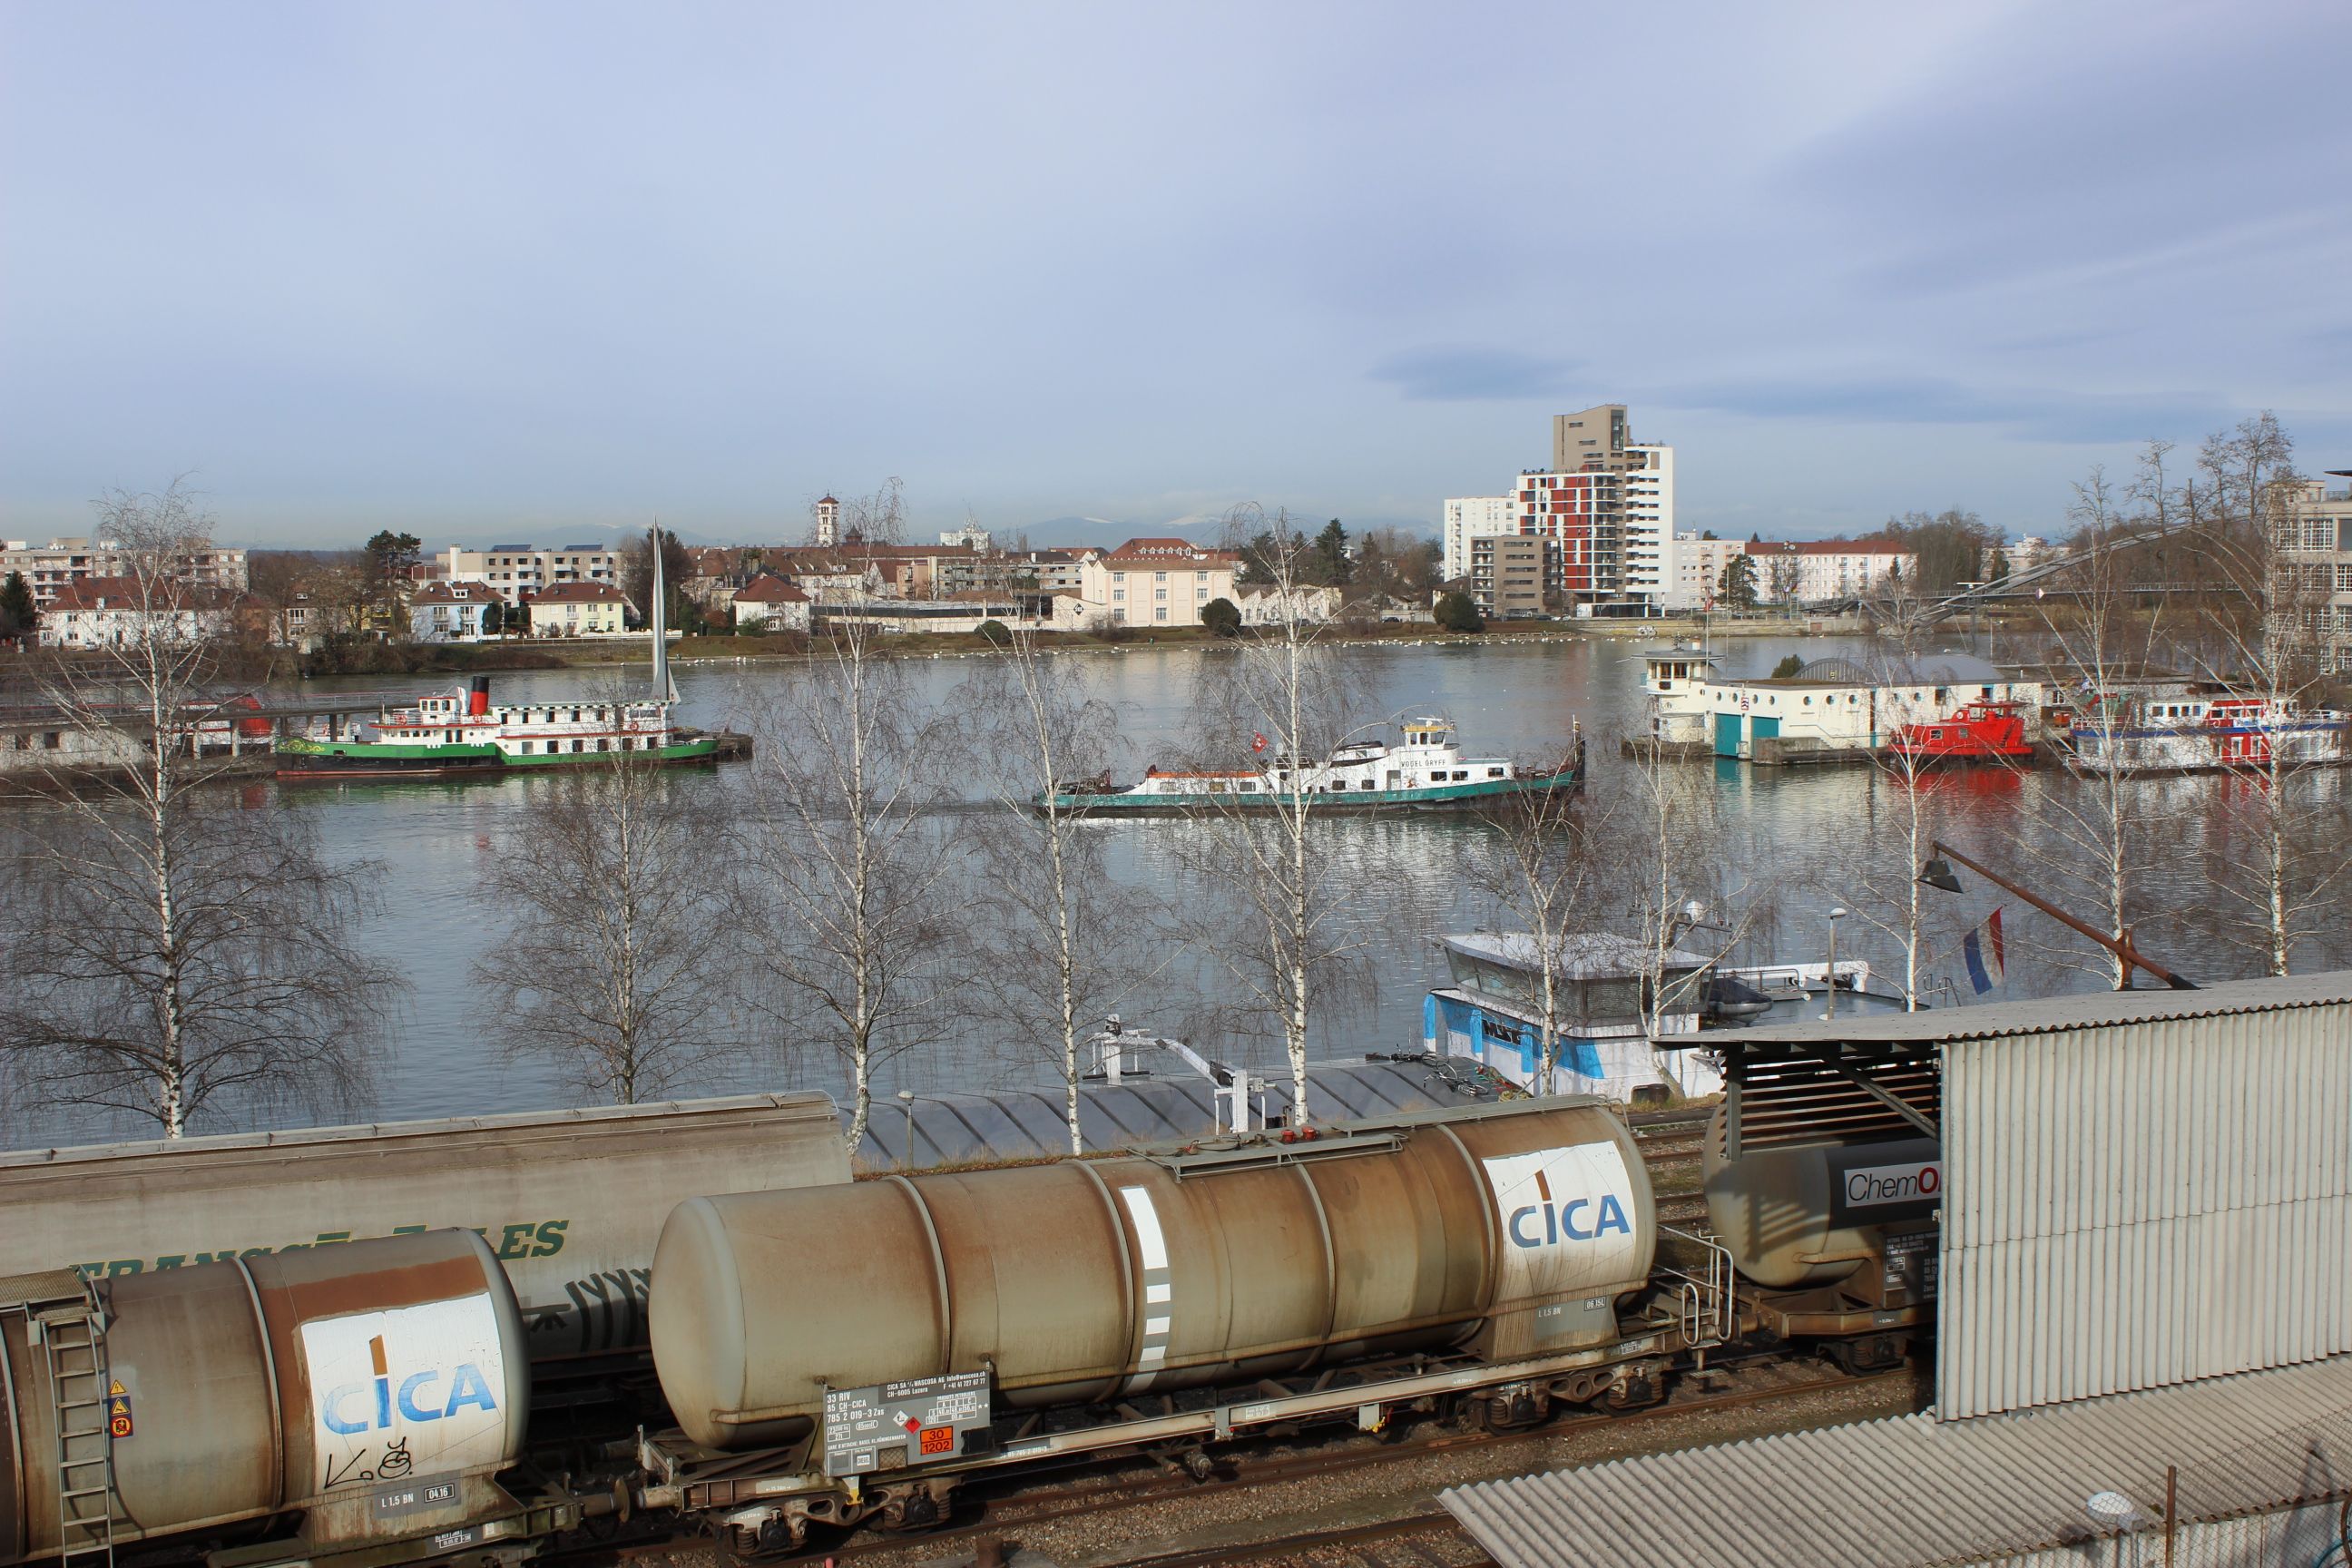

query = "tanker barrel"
[651,1100,1655,1450]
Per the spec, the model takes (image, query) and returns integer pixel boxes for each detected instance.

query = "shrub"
[1200,597,1241,638]
[1433,592,1484,633]
[976,619,1013,648]
[1771,654,1806,680]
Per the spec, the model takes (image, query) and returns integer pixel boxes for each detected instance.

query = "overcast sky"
[3,1,2346,548]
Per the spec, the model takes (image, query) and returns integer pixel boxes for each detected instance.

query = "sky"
[2,0,2347,549]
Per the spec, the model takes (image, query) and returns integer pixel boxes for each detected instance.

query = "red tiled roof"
[44,576,233,612]
[529,582,625,604]
[1101,537,1240,565]
[1745,539,1913,556]
[734,574,809,603]
[413,582,488,604]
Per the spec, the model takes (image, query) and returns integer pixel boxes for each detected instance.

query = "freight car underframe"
[623,1230,1918,1553]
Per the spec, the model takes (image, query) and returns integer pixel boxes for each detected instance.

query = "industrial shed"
[1443,974,2352,1565]
[1444,1354,2352,1568]
[1715,973,2352,1419]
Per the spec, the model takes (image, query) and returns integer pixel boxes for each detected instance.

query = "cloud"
[1367,347,1584,402]
[1654,375,2240,446]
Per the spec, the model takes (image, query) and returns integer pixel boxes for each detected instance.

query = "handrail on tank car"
[1656,1224,1734,1348]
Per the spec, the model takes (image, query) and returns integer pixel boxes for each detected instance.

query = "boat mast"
[650,521,678,702]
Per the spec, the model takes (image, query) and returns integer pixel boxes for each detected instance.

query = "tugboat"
[1886,699,2034,765]
[278,524,722,779]
[1039,718,1583,815]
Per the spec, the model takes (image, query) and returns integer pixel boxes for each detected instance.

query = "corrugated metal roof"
[851,1055,1502,1173]
[1722,971,2352,1046]
[1443,1355,2352,1568]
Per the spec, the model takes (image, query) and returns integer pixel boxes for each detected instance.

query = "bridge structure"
[1831,522,2216,629]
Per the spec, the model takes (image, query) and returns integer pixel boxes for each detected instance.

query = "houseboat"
[2063,694,2352,776]
[1887,700,2034,764]
[276,676,720,778]
[1422,931,1917,1102]
[1040,719,1583,814]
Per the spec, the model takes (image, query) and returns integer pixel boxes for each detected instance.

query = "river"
[5,632,2335,1149]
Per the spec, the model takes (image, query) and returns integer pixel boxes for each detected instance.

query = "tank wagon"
[0,1094,849,1367]
[1701,1104,1939,1371]
[0,1231,589,1568]
[639,1100,1733,1548]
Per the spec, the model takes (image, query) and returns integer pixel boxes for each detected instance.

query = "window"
[572,739,583,753]
[1112,571,1126,582]
[1155,588,1168,601]
[1155,571,1168,582]
[1154,607,1168,622]
[596,739,609,751]
[1487,767,1504,778]
[1112,589,1125,602]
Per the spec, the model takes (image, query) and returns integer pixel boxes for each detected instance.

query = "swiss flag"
[1251,732,1268,753]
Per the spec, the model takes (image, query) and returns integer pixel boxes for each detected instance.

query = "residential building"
[1236,584,1343,625]
[1745,540,1916,604]
[524,581,627,637]
[1622,444,1678,607]
[1506,405,1679,612]
[38,576,234,649]
[409,581,495,642]
[1673,534,1748,609]
[814,590,1087,636]
[2284,472,2352,674]
[1075,538,1240,628]
[443,544,620,606]
[1442,497,1517,582]
[939,521,992,550]
[731,573,813,632]
[2,537,249,610]
[1470,534,1549,619]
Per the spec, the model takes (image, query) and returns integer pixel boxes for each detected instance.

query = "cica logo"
[321,1335,499,1435]
[1506,1193,1632,1248]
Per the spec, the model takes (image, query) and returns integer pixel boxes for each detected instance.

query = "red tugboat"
[1887,700,2034,764]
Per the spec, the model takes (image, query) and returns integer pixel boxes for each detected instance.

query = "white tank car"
[0,1094,848,1362]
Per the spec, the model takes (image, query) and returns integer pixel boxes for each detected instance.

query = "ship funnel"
[469,676,490,716]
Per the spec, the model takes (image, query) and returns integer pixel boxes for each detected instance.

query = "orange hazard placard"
[916,1426,954,1456]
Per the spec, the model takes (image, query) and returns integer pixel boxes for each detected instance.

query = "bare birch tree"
[731,480,965,1152]
[0,482,399,1137]
[2174,414,2352,974]
[2000,465,2175,988]
[473,724,740,1103]
[1171,507,1376,1129]
[1462,744,1599,1092]
[960,632,1166,1151]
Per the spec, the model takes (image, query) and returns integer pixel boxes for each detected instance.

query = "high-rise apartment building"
[1469,534,1549,619]
[1442,496,1517,582]
[441,544,620,606]
[0,536,249,609]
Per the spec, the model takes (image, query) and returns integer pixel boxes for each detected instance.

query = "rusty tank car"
[634,1100,1729,1547]
[0,1093,849,1364]
[0,1230,574,1568]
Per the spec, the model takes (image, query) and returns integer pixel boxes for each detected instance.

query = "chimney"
[469,676,491,717]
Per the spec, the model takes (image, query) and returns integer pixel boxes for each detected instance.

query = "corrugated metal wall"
[1942,998,2352,1419]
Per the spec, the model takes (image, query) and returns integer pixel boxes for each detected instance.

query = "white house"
[443,544,621,606]
[1746,540,1917,603]
[732,573,812,632]
[1075,538,1241,628]
[409,581,495,642]
[38,577,233,650]
[524,581,628,637]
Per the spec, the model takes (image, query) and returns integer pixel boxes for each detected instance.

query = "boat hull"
[277,736,720,779]
[1040,769,1583,815]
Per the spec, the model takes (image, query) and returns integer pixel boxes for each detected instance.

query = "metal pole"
[2163,1465,2176,1568]
[1929,839,2197,989]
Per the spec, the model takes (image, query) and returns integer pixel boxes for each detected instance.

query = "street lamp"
[1823,907,1848,1021]
[897,1089,917,1171]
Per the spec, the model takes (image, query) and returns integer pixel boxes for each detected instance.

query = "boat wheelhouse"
[1887,700,2034,764]
[2064,693,2352,776]
[1041,718,1583,814]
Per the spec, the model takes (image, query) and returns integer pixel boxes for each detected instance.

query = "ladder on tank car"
[2,1269,123,1568]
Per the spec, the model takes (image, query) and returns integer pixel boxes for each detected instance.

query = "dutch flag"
[1962,907,2007,995]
